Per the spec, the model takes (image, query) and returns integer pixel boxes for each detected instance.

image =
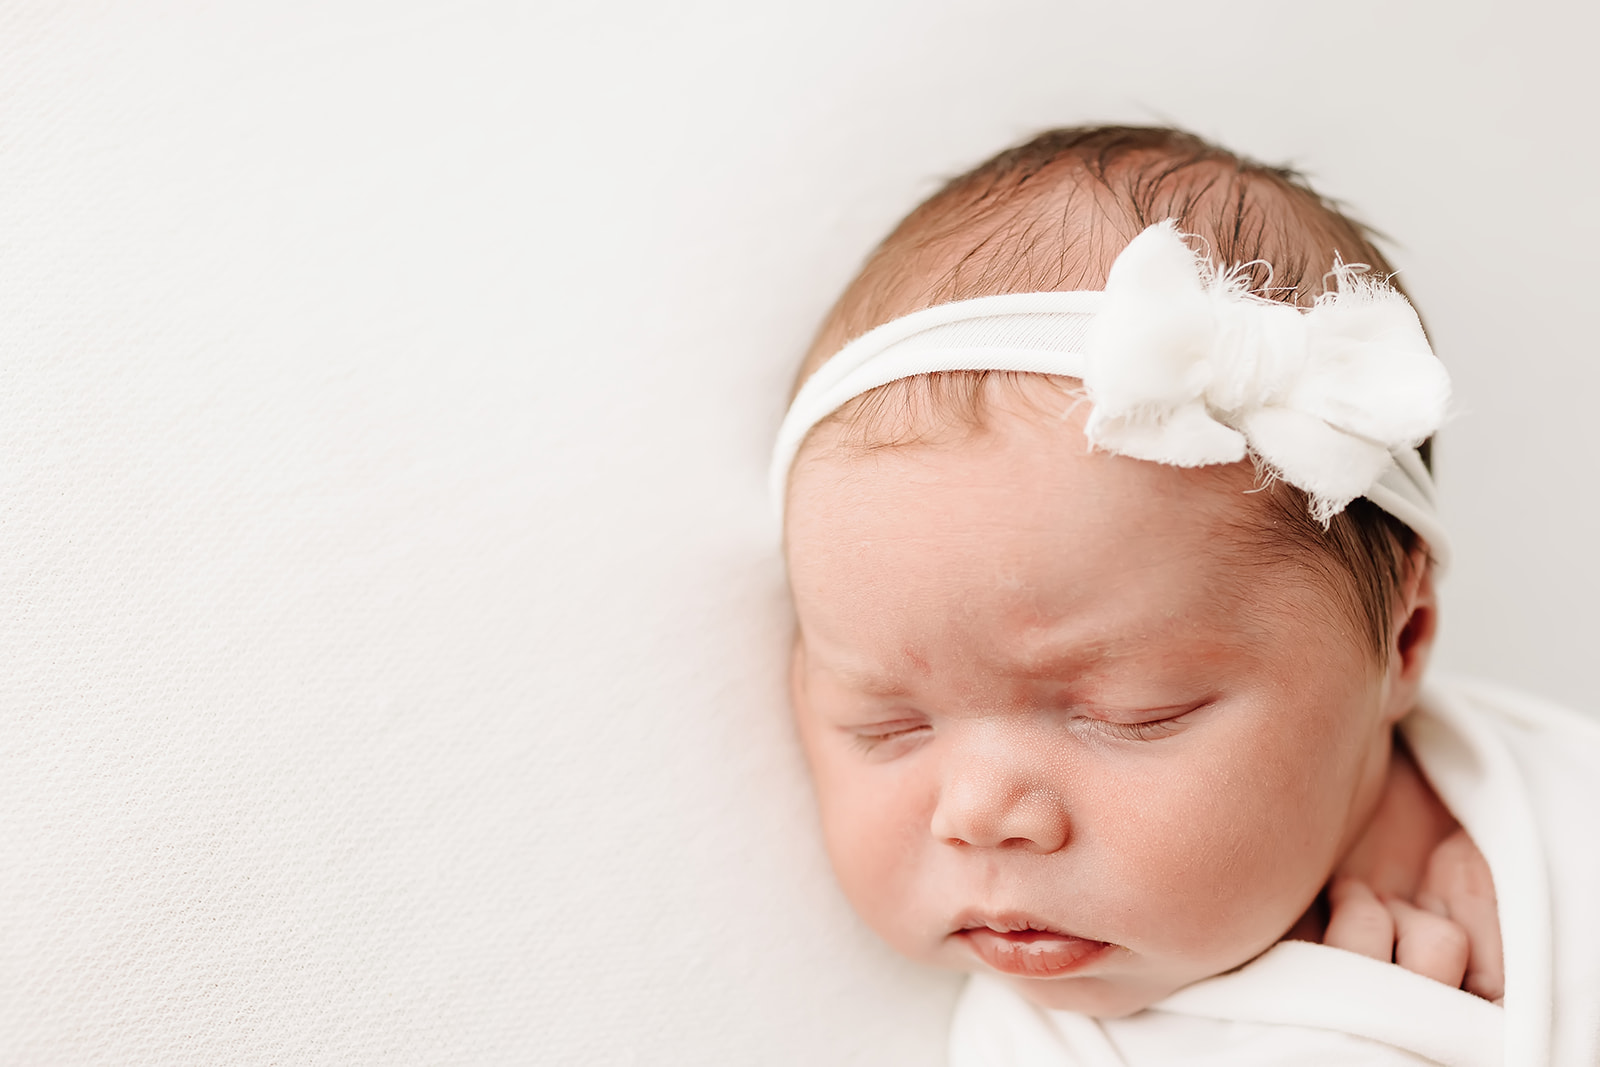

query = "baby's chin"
[998,970,1181,1019]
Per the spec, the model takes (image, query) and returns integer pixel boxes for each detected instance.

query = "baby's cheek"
[1094,741,1331,952]
[811,758,935,949]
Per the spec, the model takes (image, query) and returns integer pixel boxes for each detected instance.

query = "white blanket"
[949,678,1600,1066]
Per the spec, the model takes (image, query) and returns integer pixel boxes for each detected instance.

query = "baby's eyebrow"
[825,645,1112,695]
[823,663,916,697]
[846,676,914,698]
[815,642,939,696]
[997,639,1115,680]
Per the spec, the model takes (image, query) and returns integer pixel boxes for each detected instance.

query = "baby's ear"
[1382,545,1438,724]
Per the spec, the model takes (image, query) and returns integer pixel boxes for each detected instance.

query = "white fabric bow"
[1083,221,1450,523]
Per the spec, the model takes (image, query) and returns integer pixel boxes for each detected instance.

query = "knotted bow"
[1083,221,1450,523]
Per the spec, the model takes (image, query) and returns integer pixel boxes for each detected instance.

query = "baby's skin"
[785,380,1502,1017]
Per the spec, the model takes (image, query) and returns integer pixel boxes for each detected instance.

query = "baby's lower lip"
[958,928,1114,978]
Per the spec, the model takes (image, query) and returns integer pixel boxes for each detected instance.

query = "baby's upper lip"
[949,910,1079,938]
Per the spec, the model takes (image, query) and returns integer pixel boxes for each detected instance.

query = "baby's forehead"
[792,382,1277,555]
[787,398,1363,678]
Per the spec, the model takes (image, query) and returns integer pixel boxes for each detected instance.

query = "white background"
[2,2,1595,1063]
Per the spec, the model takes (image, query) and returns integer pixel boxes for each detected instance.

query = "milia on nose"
[929,750,1072,854]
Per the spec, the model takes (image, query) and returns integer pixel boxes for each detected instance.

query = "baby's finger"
[1420,831,1504,1002]
[1387,896,1469,990]
[1324,877,1394,962]
[1457,902,1505,1003]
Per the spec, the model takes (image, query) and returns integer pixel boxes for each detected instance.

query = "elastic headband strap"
[771,288,1452,570]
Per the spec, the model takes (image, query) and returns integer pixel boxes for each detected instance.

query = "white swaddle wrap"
[948,678,1600,1067]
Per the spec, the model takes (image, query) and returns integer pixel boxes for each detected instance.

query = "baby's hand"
[1417,829,1505,1001]
[1323,830,1503,1002]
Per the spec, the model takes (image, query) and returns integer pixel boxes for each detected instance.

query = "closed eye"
[1087,717,1188,741]
[846,720,931,756]
[1072,701,1209,743]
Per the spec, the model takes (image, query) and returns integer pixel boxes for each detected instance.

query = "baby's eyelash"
[1089,717,1187,742]
[848,723,930,753]
[1071,702,1208,742]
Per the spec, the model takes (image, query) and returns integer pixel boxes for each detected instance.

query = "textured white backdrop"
[2,2,1595,1064]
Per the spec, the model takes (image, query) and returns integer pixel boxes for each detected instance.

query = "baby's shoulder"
[1419,675,1600,767]
[1412,675,1600,865]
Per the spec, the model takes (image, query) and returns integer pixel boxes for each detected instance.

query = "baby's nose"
[928,738,1069,854]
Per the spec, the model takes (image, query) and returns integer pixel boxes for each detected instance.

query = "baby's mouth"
[954,917,1114,978]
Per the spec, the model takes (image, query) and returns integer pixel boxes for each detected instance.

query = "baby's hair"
[794,125,1426,659]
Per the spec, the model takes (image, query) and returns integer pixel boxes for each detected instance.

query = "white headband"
[771,221,1453,569]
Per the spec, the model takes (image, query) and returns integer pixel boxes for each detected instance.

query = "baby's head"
[777,127,1446,1017]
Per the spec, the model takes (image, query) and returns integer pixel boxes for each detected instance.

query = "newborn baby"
[772,127,1600,1064]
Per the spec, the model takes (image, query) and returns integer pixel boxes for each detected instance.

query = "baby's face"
[785,400,1406,1017]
